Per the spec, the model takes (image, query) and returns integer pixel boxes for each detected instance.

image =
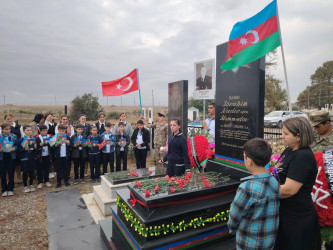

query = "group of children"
[0,120,133,197]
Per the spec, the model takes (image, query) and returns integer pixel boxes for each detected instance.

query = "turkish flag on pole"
[101,69,139,96]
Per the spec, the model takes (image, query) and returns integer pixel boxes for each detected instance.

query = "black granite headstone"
[168,80,188,136]
[214,42,265,166]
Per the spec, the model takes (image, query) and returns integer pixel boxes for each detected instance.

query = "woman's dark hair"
[1,123,11,130]
[243,138,272,167]
[283,117,314,148]
[33,114,44,123]
[171,119,182,133]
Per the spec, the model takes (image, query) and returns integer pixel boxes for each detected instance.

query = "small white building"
[188,107,199,122]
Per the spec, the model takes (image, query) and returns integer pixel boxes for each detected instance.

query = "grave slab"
[46,188,107,250]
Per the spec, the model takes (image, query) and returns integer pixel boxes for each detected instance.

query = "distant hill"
[0,105,167,125]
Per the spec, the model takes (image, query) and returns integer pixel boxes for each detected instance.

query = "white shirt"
[205,118,215,143]
[136,130,146,150]
[39,135,50,156]
[104,133,110,153]
[60,143,66,157]
[205,118,215,135]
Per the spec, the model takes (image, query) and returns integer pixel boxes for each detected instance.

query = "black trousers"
[134,148,147,169]
[56,157,69,184]
[102,152,114,174]
[89,153,100,179]
[0,153,15,192]
[73,155,85,180]
[37,156,50,184]
[166,165,185,177]
[116,151,127,171]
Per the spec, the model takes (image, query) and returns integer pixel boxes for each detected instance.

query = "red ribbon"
[129,188,237,209]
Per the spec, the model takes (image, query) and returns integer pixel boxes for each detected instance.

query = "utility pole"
[307,87,310,109]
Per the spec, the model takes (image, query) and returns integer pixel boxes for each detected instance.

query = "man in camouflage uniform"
[309,110,333,152]
[142,111,168,164]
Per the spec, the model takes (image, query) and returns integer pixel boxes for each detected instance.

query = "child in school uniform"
[115,122,130,171]
[131,120,150,169]
[88,126,102,182]
[0,123,18,197]
[70,124,88,184]
[100,122,116,174]
[36,125,52,188]
[52,124,71,188]
[18,125,38,193]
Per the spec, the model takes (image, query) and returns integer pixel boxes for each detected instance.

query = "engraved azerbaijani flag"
[21,137,29,148]
[221,0,280,70]
[49,134,59,147]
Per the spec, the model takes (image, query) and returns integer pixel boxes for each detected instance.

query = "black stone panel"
[215,42,265,161]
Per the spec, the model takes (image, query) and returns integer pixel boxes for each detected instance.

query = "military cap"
[157,111,167,117]
[309,110,331,127]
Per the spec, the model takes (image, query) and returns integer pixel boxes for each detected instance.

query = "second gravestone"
[213,42,265,171]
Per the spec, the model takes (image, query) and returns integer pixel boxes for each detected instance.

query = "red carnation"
[154,185,159,193]
[205,183,211,188]
[165,175,170,180]
[135,180,139,184]
[138,183,142,188]
[171,187,175,193]
[145,190,150,197]
[186,172,192,178]
[179,183,183,188]
[149,170,152,174]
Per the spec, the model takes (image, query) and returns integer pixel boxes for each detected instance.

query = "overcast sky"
[0,0,332,107]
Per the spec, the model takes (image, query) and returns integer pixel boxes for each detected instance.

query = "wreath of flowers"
[117,196,230,238]
[312,151,333,227]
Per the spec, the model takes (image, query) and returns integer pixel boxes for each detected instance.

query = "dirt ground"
[0,157,152,250]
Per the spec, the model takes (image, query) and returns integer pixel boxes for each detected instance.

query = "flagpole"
[276,0,292,114]
[137,68,143,116]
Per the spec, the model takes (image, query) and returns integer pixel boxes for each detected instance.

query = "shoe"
[49,173,55,179]
[30,185,36,192]
[23,187,30,193]
[74,179,79,185]
[7,191,13,196]
[2,191,8,197]
[80,178,85,184]
[56,183,61,188]
[45,182,52,188]
[37,183,43,189]
[65,182,70,187]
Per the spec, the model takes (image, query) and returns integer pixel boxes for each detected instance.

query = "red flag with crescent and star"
[101,69,139,96]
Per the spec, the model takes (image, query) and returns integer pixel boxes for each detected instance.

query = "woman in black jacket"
[159,119,190,177]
